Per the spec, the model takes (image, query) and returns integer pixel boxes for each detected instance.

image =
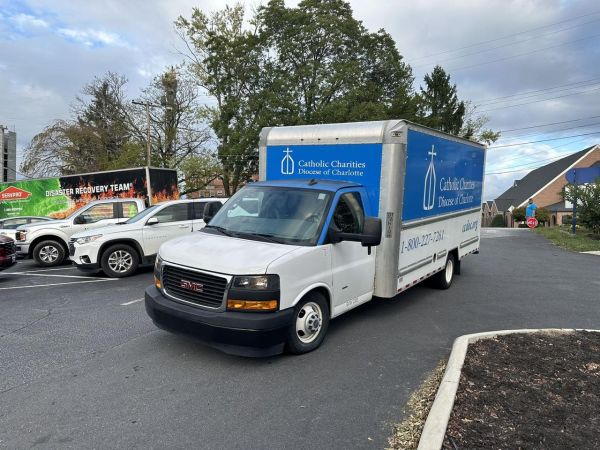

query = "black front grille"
[0,240,16,256]
[68,239,75,256]
[162,265,227,308]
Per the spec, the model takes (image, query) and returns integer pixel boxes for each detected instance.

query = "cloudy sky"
[1,0,599,200]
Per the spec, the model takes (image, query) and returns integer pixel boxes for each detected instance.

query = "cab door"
[328,191,376,316]
[142,203,192,255]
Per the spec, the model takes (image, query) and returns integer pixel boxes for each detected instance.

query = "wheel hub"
[295,302,323,344]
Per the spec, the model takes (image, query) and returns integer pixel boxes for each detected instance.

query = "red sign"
[527,217,538,228]
[0,186,32,202]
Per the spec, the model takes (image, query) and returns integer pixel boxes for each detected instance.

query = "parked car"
[15,198,146,267]
[0,216,52,241]
[0,235,17,271]
[70,198,227,278]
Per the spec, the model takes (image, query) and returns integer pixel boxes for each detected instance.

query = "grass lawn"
[533,226,600,252]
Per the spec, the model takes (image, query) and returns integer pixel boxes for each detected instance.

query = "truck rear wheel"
[101,244,139,278]
[33,240,66,267]
[286,291,330,354]
[432,253,456,290]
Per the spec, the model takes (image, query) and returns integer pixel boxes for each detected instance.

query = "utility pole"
[0,125,5,182]
[132,101,163,167]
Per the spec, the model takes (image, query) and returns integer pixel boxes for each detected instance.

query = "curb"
[416,328,600,450]
[581,251,600,256]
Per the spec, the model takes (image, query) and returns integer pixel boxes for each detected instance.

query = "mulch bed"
[443,331,600,449]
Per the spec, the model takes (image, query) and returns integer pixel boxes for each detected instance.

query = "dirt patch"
[387,361,446,450]
[443,331,600,449]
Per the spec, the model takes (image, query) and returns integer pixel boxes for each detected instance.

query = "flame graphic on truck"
[423,145,436,211]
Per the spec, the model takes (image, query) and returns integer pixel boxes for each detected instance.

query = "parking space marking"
[17,267,78,273]
[120,298,144,306]
[5,272,106,280]
[0,279,117,290]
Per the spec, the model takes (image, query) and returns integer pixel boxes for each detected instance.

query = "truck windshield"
[204,186,332,246]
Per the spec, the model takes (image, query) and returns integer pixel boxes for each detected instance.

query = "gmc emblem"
[180,279,203,293]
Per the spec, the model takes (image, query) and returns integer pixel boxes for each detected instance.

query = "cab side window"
[80,204,115,223]
[193,202,207,220]
[333,192,364,234]
[153,204,190,223]
[122,202,139,218]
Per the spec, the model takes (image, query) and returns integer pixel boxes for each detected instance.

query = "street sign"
[527,217,538,228]
[565,167,600,184]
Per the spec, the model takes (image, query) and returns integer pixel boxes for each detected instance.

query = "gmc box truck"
[145,120,485,356]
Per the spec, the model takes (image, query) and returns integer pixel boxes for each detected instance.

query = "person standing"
[525,198,537,218]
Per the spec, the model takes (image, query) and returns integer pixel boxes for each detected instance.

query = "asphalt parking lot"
[1,228,599,449]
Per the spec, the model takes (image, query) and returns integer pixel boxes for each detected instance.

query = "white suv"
[16,198,146,267]
[70,198,226,278]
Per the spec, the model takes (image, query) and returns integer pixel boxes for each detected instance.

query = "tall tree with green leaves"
[257,0,415,124]
[175,5,265,196]
[417,65,466,135]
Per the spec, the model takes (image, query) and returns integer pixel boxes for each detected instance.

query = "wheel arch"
[29,234,68,258]
[292,283,333,317]
[99,239,144,263]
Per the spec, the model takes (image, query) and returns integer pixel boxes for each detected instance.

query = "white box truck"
[145,120,485,356]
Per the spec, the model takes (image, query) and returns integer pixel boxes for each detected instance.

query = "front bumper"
[16,243,30,258]
[145,286,294,357]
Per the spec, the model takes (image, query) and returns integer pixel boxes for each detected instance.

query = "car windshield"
[125,205,159,223]
[204,186,332,246]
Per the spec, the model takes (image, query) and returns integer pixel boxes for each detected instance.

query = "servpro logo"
[0,186,32,202]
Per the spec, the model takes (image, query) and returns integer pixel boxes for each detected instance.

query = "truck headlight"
[232,275,279,290]
[227,275,280,312]
[154,256,163,289]
[75,234,102,245]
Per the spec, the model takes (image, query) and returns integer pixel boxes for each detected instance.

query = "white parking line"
[120,298,144,306]
[17,267,78,273]
[5,272,106,280]
[0,279,116,290]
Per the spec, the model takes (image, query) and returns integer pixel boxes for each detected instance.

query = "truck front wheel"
[33,240,66,267]
[286,291,330,354]
[101,244,139,278]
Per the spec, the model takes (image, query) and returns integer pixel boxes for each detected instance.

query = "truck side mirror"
[146,217,159,226]
[73,215,86,225]
[203,201,223,223]
[328,216,382,247]
[360,217,382,247]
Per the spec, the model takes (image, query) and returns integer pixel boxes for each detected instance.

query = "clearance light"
[227,299,278,311]
[154,275,162,290]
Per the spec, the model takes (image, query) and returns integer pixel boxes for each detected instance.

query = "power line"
[485,153,574,175]
[474,79,600,107]
[413,17,600,69]
[496,121,600,141]
[410,10,600,61]
[444,32,600,73]
[478,85,600,113]
[489,131,600,149]
[498,114,600,133]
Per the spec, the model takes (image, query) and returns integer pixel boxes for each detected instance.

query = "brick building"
[481,200,499,227]
[495,145,600,227]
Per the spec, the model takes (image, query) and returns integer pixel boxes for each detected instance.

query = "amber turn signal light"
[227,299,278,311]
[154,276,162,289]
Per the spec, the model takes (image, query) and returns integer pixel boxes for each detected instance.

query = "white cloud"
[58,27,130,48]
[10,13,49,30]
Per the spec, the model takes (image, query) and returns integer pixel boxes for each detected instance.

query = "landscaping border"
[416,328,600,450]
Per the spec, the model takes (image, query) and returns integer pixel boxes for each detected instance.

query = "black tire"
[286,291,330,354]
[33,239,66,267]
[100,244,139,278]
[432,253,456,290]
